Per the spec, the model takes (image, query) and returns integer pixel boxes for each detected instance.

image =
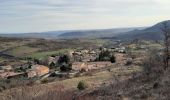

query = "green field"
[26,49,73,59]
[7,46,40,57]
[85,39,107,45]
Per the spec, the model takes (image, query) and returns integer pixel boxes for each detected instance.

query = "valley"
[0,20,169,100]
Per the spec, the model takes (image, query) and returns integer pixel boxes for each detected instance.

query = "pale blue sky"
[0,0,170,33]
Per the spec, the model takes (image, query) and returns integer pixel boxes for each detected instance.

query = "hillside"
[58,28,142,39]
[0,20,170,40]
[0,31,66,39]
[116,20,170,40]
[0,28,143,39]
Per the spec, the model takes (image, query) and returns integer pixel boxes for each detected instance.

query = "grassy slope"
[26,49,73,59]
[0,64,142,100]
[6,46,40,57]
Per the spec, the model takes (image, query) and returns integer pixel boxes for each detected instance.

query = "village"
[0,37,168,100]
[0,45,129,80]
[0,38,164,100]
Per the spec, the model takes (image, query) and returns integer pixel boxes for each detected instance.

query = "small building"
[81,50,89,54]
[48,56,59,65]
[27,65,49,78]
[68,50,75,57]
[48,57,55,64]
[118,49,126,53]
[0,72,26,79]
[89,51,96,54]
[120,47,126,50]
[73,52,82,55]
[72,62,86,71]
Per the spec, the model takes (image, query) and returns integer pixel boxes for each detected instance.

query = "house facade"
[27,65,49,78]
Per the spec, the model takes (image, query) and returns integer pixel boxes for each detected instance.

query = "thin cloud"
[0,0,170,33]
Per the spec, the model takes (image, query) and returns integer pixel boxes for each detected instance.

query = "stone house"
[73,52,82,56]
[72,62,86,71]
[89,51,96,55]
[81,50,89,54]
[48,56,59,65]
[27,65,49,78]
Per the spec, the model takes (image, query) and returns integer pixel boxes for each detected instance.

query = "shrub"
[98,50,111,61]
[60,63,72,72]
[77,81,88,90]
[96,50,116,63]
[110,56,116,63]
[58,55,70,64]
[34,58,40,64]
[142,49,164,77]
[41,79,49,84]
[41,78,55,84]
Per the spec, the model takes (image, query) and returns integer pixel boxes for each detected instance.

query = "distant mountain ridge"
[0,27,143,39]
[116,20,170,40]
[58,28,144,39]
[0,20,170,40]
[0,31,65,39]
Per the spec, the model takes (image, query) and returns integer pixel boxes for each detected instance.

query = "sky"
[0,0,170,33]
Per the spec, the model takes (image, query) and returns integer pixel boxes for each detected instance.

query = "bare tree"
[161,22,170,70]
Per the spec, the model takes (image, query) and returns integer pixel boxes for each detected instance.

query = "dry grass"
[77,49,170,100]
[0,63,142,100]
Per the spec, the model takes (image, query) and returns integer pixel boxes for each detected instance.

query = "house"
[118,49,126,53]
[81,50,89,54]
[72,62,86,71]
[73,52,82,55]
[113,47,126,53]
[89,51,96,54]
[120,47,126,50]
[68,50,75,57]
[48,56,59,65]
[27,65,49,78]
[48,57,55,65]
[0,72,26,79]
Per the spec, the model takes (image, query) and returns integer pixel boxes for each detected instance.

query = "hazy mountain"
[0,20,169,40]
[0,28,143,39]
[0,31,66,39]
[58,28,144,39]
[116,20,170,40]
